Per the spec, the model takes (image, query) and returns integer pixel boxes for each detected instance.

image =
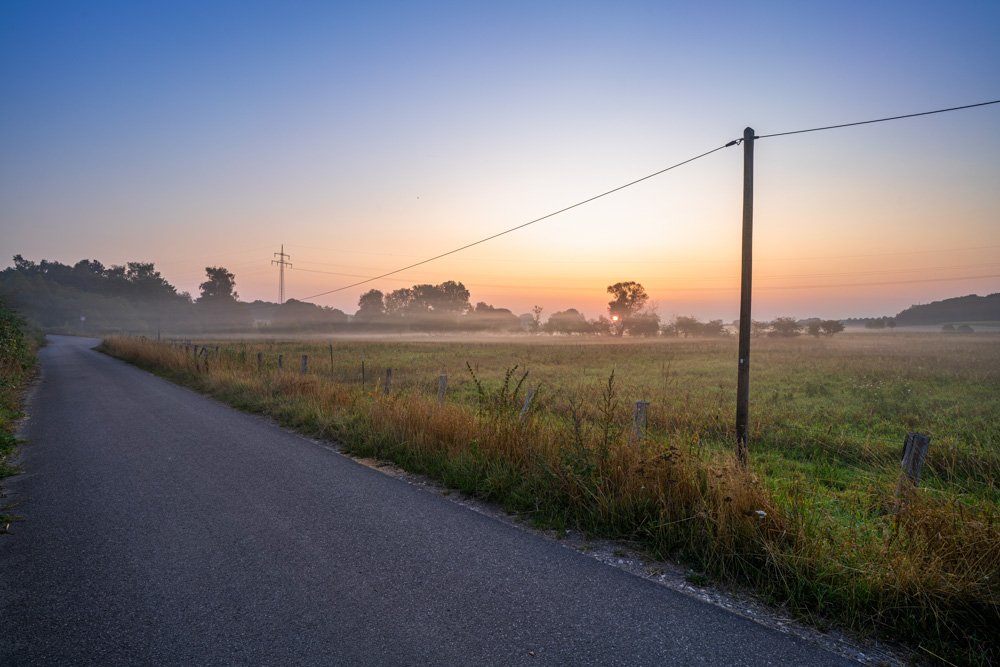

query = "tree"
[701,319,726,337]
[750,320,771,338]
[606,281,649,337]
[543,308,589,334]
[625,312,660,337]
[470,302,519,330]
[886,318,897,332]
[383,281,470,317]
[865,319,886,330]
[531,305,543,334]
[125,262,178,300]
[957,323,974,333]
[674,315,702,338]
[384,287,414,315]
[807,321,822,338]
[198,267,239,302]
[356,289,385,320]
[942,323,956,333]
[769,317,802,338]
[820,320,845,336]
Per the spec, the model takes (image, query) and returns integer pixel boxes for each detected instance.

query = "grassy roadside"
[0,298,44,532]
[101,335,999,665]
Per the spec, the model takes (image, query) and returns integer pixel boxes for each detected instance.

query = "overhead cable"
[756,99,1000,140]
[297,143,733,301]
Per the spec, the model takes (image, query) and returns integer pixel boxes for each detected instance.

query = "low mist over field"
[3,255,997,337]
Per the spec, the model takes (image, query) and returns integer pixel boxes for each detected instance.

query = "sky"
[2,0,998,322]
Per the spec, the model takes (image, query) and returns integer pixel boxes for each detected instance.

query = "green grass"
[102,332,1000,665]
[0,299,44,531]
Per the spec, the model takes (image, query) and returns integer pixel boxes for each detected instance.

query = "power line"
[296,98,999,302]
[756,99,1000,140]
[298,142,733,301]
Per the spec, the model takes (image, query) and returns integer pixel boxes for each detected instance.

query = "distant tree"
[544,308,590,334]
[384,287,414,315]
[957,324,974,333]
[592,315,614,336]
[198,267,239,302]
[819,320,845,336]
[750,320,771,338]
[674,315,702,338]
[625,312,661,337]
[942,323,956,333]
[275,299,348,327]
[701,319,726,337]
[384,281,470,317]
[415,280,470,314]
[865,319,886,330]
[606,281,649,337]
[12,254,38,274]
[124,262,178,300]
[769,317,802,338]
[531,305,543,334]
[807,321,822,338]
[356,289,385,320]
[886,318,897,331]
[469,302,519,330]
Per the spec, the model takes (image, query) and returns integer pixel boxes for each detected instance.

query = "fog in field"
[3,256,997,339]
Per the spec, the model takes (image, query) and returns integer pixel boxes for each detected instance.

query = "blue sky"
[2,1,998,320]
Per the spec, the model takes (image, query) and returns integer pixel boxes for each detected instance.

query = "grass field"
[101,332,1000,665]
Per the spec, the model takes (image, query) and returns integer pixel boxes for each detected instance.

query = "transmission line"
[298,143,733,301]
[756,99,1000,140]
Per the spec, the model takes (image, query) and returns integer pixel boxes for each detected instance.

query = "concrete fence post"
[438,375,447,406]
[520,388,536,423]
[632,401,650,442]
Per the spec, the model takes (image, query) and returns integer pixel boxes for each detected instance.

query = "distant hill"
[894,293,1000,326]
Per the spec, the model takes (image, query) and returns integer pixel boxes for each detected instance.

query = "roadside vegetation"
[0,297,44,531]
[101,333,1000,665]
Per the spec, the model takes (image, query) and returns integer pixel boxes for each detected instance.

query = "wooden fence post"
[329,343,334,377]
[384,368,392,394]
[900,432,931,485]
[520,388,536,423]
[632,401,650,442]
[257,352,263,371]
[278,354,283,372]
[438,375,447,406]
[301,355,308,376]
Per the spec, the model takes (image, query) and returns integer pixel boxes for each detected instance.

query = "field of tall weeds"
[100,333,1000,665]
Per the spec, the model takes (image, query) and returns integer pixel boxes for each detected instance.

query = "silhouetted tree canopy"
[356,289,386,320]
[769,317,803,338]
[606,281,649,337]
[543,308,589,334]
[198,267,239,303]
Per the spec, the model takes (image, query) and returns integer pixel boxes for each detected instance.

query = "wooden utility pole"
[735,127,755,469]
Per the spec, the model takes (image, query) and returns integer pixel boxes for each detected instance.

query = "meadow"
[100,332,1000,665]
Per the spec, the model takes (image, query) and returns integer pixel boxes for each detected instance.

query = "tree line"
[2,255,850,337]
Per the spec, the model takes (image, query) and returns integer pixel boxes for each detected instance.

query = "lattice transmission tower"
[272,245,292,304]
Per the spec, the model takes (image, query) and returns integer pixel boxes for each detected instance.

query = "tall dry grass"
[101,335,1000,665]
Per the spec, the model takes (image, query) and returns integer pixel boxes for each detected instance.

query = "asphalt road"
[0,335,855,665]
